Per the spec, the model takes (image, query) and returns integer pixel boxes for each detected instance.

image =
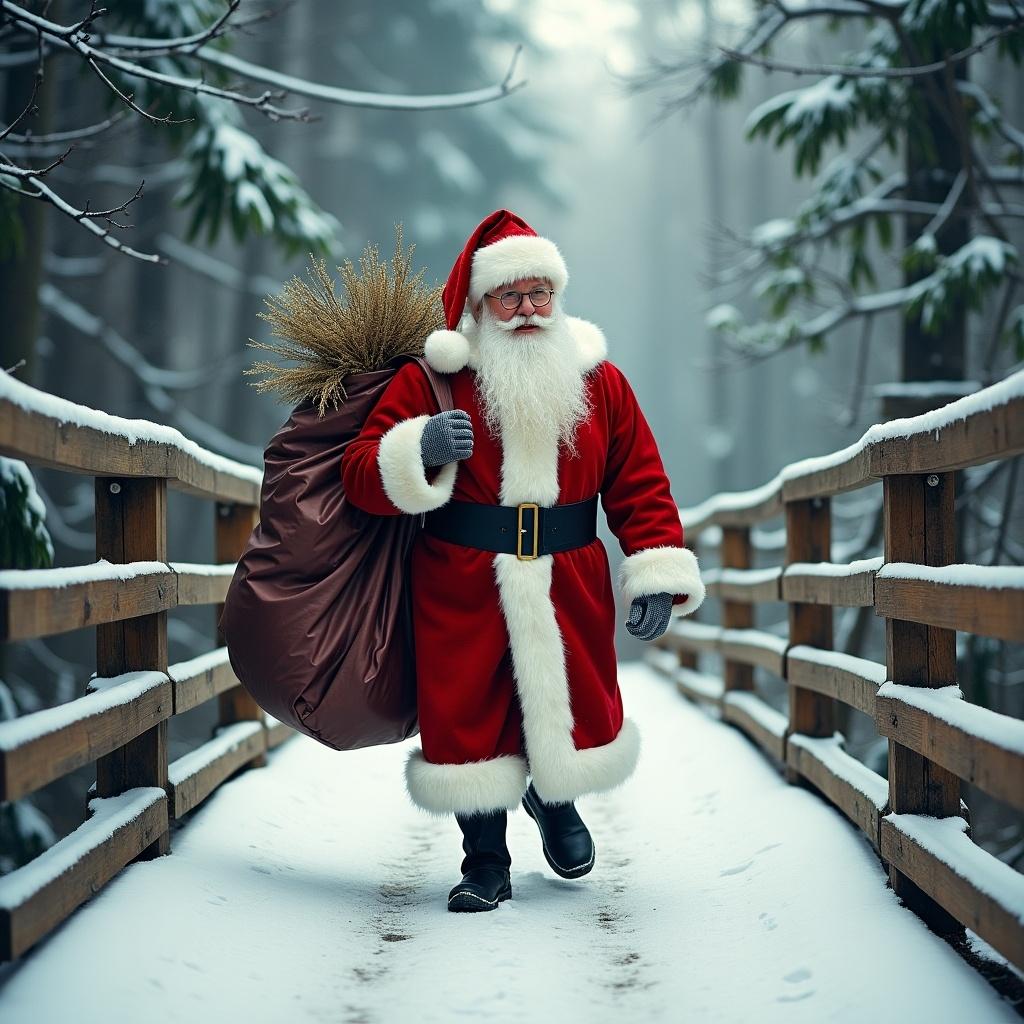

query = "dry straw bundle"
[245,225,444,416]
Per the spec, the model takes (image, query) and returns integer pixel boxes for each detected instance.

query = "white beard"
[468,302,593,460]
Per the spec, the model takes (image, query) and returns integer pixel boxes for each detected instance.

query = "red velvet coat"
[340,316,705,815]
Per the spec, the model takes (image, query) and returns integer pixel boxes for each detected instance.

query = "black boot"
[447,809,513,913]
[522,781,595,879]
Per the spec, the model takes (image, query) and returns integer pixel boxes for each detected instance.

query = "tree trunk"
[901,37,970,386]
[0,51,57,384]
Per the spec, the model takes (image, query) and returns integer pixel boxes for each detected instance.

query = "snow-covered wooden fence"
[2,366,1022,974]
[652,369,1024,970]
[0,372,293,961]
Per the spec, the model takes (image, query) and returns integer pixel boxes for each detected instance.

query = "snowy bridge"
[0,368,1023,1021]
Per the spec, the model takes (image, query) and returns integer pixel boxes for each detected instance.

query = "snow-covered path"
[0,662,1013,1023]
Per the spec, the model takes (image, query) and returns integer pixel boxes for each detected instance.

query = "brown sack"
[219,354,453,750]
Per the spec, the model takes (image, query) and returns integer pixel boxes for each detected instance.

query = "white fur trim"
[483,372,639,804]
[376,414,458,515]
[535,718,640,804]
[566,316,607,372]
[421,314,607,376]
[493,551,642,803]
[423,329,470,374]
[469,234,569,305]
[618,545,706,616]
[405,750,528,815]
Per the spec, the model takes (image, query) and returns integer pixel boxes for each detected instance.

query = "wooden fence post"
[94,476,170,859]
[721,526,754,693]
[215,501,266,768]
[784,498,834,779]
[883,471,962,936]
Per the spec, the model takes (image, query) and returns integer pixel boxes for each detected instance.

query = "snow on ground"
[0,662,1013,1023]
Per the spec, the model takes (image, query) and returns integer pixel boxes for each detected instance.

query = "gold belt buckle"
[516,502,540,560]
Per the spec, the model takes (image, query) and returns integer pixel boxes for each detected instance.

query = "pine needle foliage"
[244,225,444,416]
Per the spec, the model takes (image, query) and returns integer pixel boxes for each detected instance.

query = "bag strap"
[410,355,454,414]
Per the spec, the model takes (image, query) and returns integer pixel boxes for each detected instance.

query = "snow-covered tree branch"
[0,0,527,264]
[635,0,1024,375]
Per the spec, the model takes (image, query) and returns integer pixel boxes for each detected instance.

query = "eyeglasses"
[484,287,554,310]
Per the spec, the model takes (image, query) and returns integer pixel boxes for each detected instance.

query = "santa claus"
[341,209,705,912]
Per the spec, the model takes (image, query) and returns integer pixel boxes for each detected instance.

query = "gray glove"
[421,408,474,467]
[626,591,673,641]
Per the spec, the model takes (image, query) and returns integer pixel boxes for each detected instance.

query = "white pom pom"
[424,329,471,373]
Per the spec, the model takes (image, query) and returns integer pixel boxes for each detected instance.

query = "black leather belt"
[422,496,598,560]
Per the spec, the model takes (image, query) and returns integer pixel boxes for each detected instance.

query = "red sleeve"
[599,361,705,613]
[340,361,458,517]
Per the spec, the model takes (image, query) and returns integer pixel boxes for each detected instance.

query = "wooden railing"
[651,370,1024,969]
[0,372,295,961]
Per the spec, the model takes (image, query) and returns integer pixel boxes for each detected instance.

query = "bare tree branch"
[0,17,43,143]
[84,54,193,127]
[39,284,264,462]
[188,41,527,113]
[716,18,1024,79]
[90,0,242,55]
[2,2,528,114]
[3,1,314,123]
[39,281,252,389]
[0,158,164,263]
[1,110,131,151]
[958,80,1024,158]
[839,313,875,427]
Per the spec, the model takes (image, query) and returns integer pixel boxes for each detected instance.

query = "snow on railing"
[0,370,262,503]
[679,367,1024,533]
[0,376,289,963]
[656,367,1024,971]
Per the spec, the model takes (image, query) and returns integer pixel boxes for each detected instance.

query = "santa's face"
[473,276,555,335]
[469,285,592,459]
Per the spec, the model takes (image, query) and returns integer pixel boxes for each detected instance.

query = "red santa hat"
[424,209,569,374]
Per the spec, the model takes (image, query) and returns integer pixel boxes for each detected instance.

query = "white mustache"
[493,312,551,333]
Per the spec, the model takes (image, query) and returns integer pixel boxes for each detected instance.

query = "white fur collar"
[423,315,607,376]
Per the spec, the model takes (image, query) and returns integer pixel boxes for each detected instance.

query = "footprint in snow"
[777,967,814,1002]
[719,859,753,876]
[777,990,815,1003]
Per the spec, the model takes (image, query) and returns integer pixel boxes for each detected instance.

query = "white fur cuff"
[405,750,529,815]
[376,414,458,515]
[529,717,642,805]
[618,545,706,616]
